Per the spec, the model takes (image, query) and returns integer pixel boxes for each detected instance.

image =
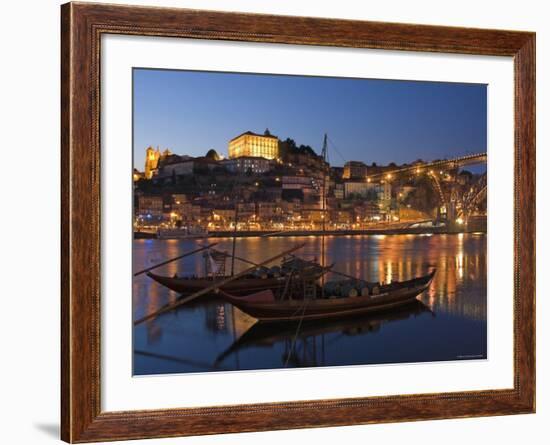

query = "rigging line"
[287,290,313,318]
[280,267,296,301]
[284,298,311,368]
[134,349,229,371]
[326,135,348,164]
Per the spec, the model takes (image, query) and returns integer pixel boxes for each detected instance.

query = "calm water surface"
[133,233,486,375]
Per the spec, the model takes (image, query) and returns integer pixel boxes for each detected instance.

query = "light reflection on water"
[133,233,487,375]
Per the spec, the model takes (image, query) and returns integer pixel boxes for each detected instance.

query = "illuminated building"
[344,181,376,199]
[221,156,272,174]
[282,175,313,190]
[378,182,392,203]
[138,195,163,220]
[257,202,283,222]
[334,183,344,199]
[342,161,368,180]
[228,129,279,160]
[354,202,382,221]
[133,168,144,182]
[144,146,172,179]
[282,175,318,202]
[330,209,352,224]
[237,202,256,219]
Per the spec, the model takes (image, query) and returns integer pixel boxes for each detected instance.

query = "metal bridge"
[368,152,487,223]
[367,152,487,181]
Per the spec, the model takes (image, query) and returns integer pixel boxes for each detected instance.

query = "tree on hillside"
[279,137,318,158]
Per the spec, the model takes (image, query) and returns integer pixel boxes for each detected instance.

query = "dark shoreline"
[135,227,486,240]
[208,227,486,238]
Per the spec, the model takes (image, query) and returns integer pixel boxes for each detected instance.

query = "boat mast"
[321,133,328,225]
[230,202,239,276]
[321,133,328,295]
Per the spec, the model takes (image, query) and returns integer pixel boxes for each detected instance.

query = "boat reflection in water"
[215,300,433,369]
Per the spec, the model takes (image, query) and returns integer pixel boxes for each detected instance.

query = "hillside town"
[133,129,485,235]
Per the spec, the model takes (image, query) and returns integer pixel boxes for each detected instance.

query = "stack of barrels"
[323,279,380,298]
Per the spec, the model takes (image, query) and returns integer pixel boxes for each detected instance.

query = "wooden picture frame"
[61,2,535,442]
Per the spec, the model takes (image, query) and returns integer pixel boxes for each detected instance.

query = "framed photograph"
[61,2,535,442]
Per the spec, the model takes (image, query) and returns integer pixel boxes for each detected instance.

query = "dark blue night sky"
[133,68,487,170]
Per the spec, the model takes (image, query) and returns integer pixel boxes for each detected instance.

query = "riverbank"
[207,227,486,238]
[134,226,486,240]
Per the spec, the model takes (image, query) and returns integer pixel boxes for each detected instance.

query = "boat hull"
[146,272,287,295]
[221,270,436,322]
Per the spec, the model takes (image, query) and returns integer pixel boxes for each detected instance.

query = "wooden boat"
[217,269,436,322]
[147,271,287,295]
[146,256,331,296]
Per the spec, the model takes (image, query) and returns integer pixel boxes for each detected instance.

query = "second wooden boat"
[147,256,331,296]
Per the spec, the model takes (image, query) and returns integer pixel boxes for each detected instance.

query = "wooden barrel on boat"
[340,283,358,297]
[323,281,342,297]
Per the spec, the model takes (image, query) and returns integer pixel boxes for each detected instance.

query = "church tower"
[144,146,161,179]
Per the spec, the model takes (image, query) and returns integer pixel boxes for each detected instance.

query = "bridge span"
[367,152,487,181]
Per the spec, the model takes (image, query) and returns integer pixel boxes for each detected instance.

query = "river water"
[133,233,487,375]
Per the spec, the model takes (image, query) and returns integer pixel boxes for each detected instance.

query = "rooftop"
[229,129,278,142]
[222,155,272,162]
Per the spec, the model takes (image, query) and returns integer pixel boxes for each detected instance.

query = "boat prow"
[145,271,287,296]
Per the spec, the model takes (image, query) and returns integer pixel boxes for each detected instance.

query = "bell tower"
[144,146,160,179]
